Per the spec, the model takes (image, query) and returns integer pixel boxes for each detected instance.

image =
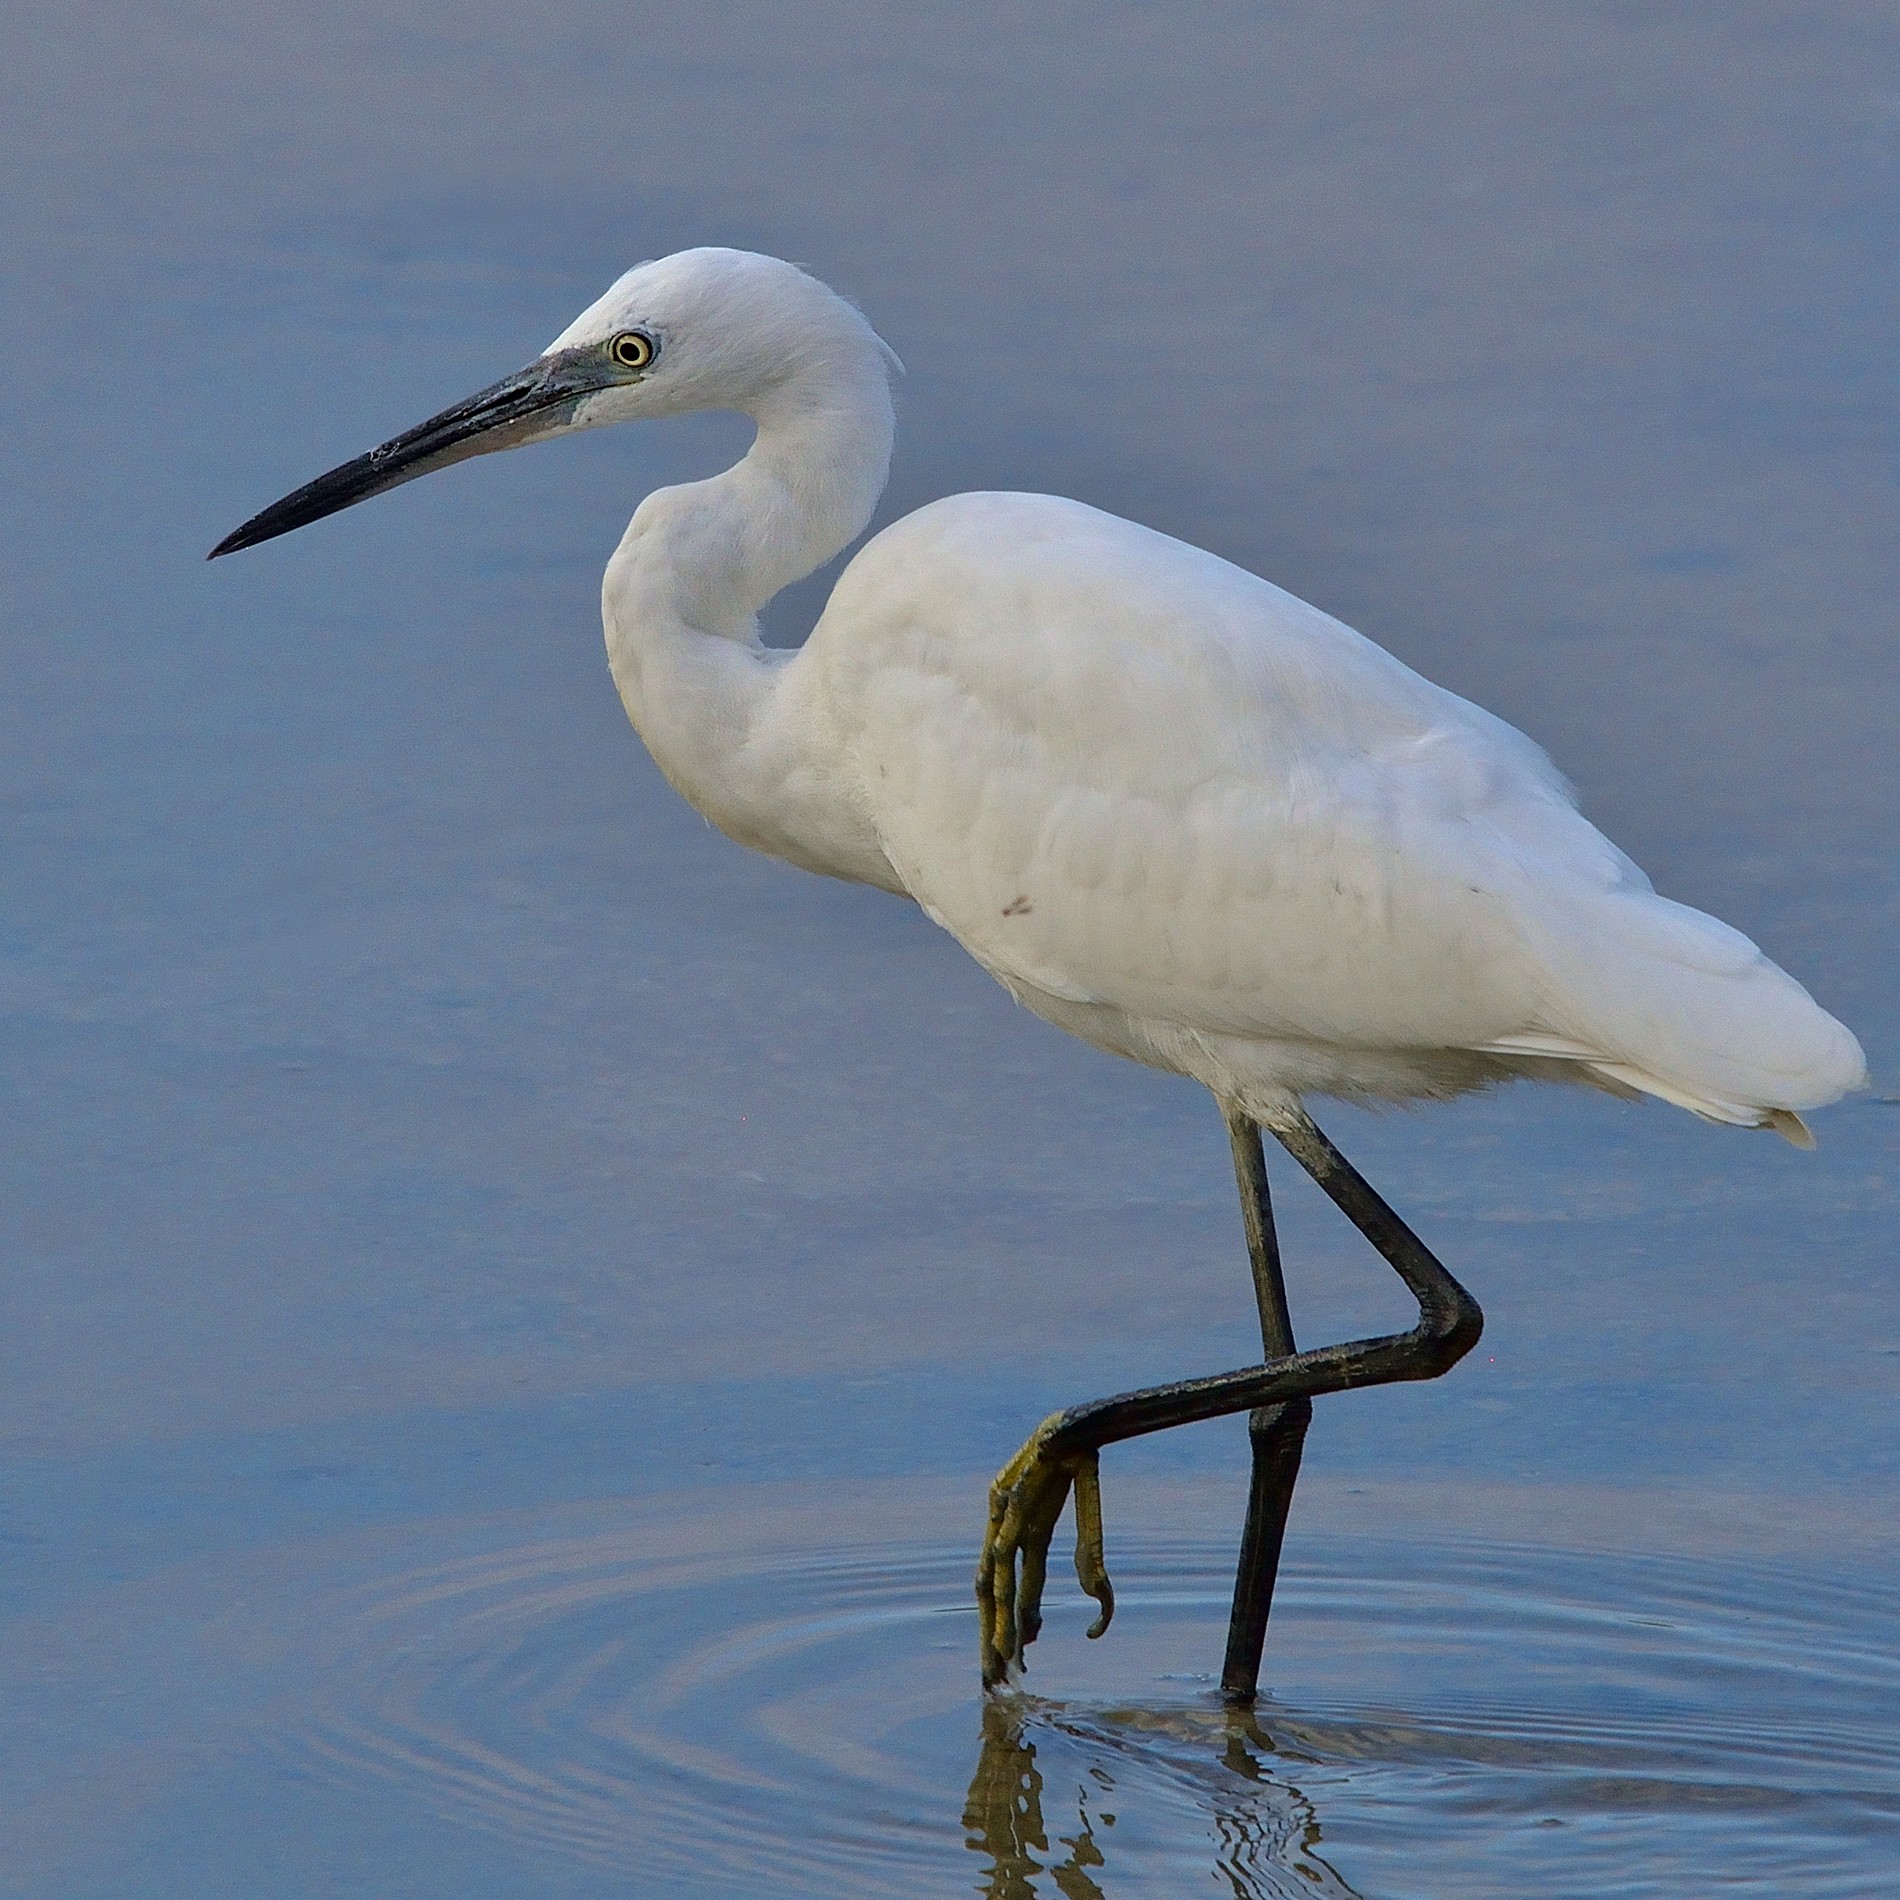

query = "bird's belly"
[999,977,1522,1116]
[1003,980,1520,1109]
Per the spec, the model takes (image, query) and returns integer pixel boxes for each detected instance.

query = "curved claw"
[977,1419,1116,1686]
[1071,1453,1115,1638]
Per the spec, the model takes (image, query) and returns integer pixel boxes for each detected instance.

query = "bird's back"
[799,492,1863,1126]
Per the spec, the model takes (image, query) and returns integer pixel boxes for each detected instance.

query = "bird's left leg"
[978,1108,1482,1688]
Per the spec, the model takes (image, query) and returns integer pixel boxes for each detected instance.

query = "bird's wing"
[822,493,1559,1047]
[817,493,1863,1118]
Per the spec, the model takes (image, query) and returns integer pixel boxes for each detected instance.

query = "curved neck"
[607,355,895,640]
[598,343,902,890]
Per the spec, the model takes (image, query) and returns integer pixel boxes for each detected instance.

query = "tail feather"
[1494,889,1866,1130]
[1765,1108,1816,1150]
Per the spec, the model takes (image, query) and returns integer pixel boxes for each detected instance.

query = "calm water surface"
[3,5,1897,1894]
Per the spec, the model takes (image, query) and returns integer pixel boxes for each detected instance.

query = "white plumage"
[221,246,1866,1140]
[581,250,1862,1140]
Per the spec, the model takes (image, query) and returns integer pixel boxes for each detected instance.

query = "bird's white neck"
[607,363,893,639]
[598,341,902,886]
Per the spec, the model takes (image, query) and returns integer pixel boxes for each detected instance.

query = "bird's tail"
[1484,887,1866,1140]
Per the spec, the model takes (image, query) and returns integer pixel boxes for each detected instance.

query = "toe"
[1072,1454,1116,1639]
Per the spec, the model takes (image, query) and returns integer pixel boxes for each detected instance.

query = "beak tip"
[207,519,269,561]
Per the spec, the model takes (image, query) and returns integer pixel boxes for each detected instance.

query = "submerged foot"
[976,1415,1116,1686]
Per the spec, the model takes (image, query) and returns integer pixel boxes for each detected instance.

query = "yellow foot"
[976,1414,1116,1686]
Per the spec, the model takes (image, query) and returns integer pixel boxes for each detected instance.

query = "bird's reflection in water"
[963,1695,1365,1899]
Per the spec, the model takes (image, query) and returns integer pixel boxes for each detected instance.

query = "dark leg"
[977,1107,1483,1687]
[1220,1106,1311,1704]
[1221,1404,1309,1700]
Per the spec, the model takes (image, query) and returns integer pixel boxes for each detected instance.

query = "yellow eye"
[608,329,655,371]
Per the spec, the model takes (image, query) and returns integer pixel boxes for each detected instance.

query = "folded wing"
[822,492,1865,1128]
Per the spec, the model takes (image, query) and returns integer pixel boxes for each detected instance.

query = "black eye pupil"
[613,333,651,368]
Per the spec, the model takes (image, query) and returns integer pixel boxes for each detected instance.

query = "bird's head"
[209,247,895,559]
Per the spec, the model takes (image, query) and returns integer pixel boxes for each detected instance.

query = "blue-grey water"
[3,5,1897,1894]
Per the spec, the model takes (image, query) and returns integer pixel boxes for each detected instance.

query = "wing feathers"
[826,492,1864,1131]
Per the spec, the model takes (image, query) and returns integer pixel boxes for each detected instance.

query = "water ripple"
[279,1521,1900,1896]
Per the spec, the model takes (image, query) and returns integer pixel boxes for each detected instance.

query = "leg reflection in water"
[963,1697,1106,1900]
[963,1697,1365,1899]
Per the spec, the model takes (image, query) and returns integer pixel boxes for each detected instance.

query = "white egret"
[213,248,1866,1695]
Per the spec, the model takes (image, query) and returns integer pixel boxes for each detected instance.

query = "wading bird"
[213,249,1865,1696]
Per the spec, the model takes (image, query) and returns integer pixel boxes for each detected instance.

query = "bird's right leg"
[1220,1104,1312,1703]
[978,1107,1482,1688]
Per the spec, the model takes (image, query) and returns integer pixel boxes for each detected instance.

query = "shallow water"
[300,1515,1900,1898]
[3,3,1898,1895]
[10,1478,1899,1896]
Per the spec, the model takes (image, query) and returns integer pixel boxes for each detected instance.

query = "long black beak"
[208,347,609,559]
